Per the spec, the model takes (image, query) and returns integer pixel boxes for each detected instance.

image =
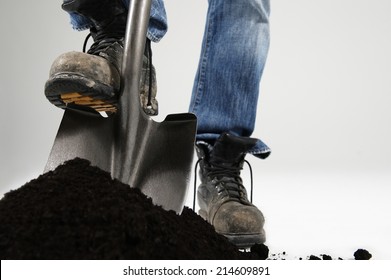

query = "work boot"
[196,133,266,248]
[45,0,158,117]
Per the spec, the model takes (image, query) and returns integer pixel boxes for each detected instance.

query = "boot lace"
[82,29,124,55]
[82,32,155,113]
[193,158,253,211]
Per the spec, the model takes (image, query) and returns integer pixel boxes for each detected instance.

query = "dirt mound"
[0,158,372,260]
[0,158,268,260]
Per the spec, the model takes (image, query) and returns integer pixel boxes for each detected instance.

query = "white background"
[1,0,390,259]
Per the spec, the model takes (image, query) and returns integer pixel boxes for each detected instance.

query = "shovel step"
[60,92,117,113]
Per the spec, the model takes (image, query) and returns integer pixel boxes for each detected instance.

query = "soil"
[0,158,267,260]
[0,158,372,260]
[353,249,372,260]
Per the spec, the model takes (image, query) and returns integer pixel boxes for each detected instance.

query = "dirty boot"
[45,0,158,117]
[196,133,266,248]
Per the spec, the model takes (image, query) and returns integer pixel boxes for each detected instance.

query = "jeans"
[66,0,271,159]
[66,0,168,41]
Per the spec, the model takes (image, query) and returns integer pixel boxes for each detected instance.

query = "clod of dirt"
[0,158,267,260]
[354,249,372,260]
[308,254,332,260]
[321,254,332,260]
[250,243,269,260]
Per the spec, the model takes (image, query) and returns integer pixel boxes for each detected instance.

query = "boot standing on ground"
[45,0,271,248]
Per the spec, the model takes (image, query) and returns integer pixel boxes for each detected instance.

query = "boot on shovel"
[44,0,197,214]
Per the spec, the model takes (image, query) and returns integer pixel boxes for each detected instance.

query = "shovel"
[45,0,197,214]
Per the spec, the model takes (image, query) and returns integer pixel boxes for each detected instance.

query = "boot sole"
[45,73,118,116]
[221,230,266,249]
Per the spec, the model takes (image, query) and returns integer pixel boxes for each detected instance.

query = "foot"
[196,133,266,248]
[45,0,158,117]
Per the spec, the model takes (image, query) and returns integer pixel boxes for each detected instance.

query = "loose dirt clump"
[354,249,372,260]
[0,158,267,260]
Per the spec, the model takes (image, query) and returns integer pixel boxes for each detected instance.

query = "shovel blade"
[45,110,114,174]
[111,113,197,213]
[45,110,196,214]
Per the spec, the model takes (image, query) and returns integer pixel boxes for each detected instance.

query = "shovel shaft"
[113,0,153,187]
[121,0,151,107]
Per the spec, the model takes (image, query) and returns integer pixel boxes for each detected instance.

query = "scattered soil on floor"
[0,158,372,260]
[268,249,372,260]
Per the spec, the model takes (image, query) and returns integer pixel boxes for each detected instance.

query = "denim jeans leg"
[64,0,168,42]
[189,0,271,158]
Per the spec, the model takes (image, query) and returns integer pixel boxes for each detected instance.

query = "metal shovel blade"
[45,0,197,213]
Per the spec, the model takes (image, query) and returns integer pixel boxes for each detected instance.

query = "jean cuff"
[196,133,271,159]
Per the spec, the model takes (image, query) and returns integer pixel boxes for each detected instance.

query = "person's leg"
[65,0,167,42]
[192,0,271,247]
[190,0,271,158]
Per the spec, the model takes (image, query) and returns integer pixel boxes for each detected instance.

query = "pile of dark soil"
[0,158,373,260]
[0,158,268,260]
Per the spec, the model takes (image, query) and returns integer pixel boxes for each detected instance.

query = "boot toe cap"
[49,51,120,88]
[213,201,265,235]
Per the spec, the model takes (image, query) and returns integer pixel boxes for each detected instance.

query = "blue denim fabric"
[190,0,271,159]
[64,0,271,159]
[65,0,168,42]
